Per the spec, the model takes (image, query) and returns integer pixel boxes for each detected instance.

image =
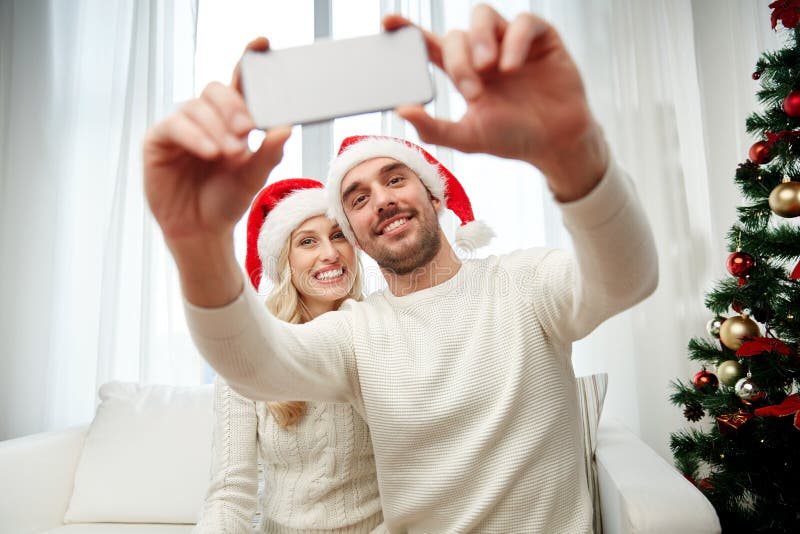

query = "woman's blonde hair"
[264,231,363,428]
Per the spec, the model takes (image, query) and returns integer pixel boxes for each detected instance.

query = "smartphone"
[240,27,435,129]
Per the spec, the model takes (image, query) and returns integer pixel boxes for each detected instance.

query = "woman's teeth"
[315,268,343,281]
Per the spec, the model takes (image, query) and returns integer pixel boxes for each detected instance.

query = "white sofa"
[0,381,720,534]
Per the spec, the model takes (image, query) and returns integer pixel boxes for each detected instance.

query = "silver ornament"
[706,316,725,338]
[734,377,762,401]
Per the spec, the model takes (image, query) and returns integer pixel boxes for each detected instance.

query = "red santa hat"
[326,135,494,250]
[245,178,329,288]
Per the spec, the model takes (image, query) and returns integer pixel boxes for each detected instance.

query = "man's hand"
[143,37,291,305]
[385,4,608,201]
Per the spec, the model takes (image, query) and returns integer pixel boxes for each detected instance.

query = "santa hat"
[245,178,329,289]
[326,135,494,250]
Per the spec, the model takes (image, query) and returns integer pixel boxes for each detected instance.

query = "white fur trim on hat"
[257,187,329,282]
[327,138,447,243]
[455,219,495,250]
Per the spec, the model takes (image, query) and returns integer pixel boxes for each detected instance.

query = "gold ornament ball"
[768,182,800,218]
[719,315,760,350]
[717,360,745,387]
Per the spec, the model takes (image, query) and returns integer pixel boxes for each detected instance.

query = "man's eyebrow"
[379,162,408,175]
[341,180,363,204]
[341,162,411,203]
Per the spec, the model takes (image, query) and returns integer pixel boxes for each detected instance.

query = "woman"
[194,178,382,533]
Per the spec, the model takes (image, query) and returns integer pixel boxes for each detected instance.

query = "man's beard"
[361,205,442,276]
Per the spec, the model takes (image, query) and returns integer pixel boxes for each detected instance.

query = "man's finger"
[231,36,270,93]
[240,126,292,191]
[148,112,222,160]
[442,30,483,101]
[396,105,478,154]
[499,13,550,72]
[201,81,255,137]
[468,3,507,71]
[182,96,247,157]
[382,14,443,69]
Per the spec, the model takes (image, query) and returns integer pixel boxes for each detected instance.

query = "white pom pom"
[455,220,494,250]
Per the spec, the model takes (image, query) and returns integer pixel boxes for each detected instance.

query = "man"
[144,5,658,532]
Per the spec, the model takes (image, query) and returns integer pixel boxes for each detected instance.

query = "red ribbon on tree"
[754,393,800,430]
[736,337,793,356]
[770,0,800,29]
[765,130,800,148]
[791,261,800,280]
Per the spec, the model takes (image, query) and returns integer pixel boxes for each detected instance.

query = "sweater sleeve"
[514,159,658,343]
[184,274,359,405]
[193,376,259,534]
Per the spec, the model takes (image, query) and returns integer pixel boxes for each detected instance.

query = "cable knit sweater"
[194,377,383,533]
[185,161,658,533]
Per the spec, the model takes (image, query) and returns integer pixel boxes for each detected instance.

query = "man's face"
[340,157,442,275]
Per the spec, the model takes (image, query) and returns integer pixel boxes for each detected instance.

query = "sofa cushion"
[42,525,194,533]
[64,382,213,524]
[576,373,608,534]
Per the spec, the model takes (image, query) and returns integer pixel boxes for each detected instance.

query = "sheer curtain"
[0,0,198,439]
[0,0,780,458]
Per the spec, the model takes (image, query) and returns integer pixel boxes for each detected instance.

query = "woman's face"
[288,215,357,309]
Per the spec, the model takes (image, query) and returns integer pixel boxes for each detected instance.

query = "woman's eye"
[300,238,315,246]
[332,231,346,240]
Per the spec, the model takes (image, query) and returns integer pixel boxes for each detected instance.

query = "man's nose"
[374,187,396,213]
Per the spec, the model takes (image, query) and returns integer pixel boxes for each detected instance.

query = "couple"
[144,5,658,533]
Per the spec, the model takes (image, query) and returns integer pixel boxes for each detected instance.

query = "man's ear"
[429,194,443,213]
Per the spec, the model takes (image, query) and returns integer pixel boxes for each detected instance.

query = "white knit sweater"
[186,161,658,533]
[194,377,383,534]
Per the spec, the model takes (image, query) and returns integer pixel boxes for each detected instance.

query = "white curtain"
[0,0,781,460]
[0,0,198,439]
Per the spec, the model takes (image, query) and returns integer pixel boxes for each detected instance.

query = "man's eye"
[352,194,367,207]
[389,176,403,185]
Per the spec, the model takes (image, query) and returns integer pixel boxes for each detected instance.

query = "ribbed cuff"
[557,158,634,230]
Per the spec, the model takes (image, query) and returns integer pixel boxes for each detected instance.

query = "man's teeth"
[382,218,408,234]
[315,268,343,280]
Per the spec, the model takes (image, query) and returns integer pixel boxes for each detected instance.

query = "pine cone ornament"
[684,402,705,422]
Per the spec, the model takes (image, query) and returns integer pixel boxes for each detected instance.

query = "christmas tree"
[669,2,800,532]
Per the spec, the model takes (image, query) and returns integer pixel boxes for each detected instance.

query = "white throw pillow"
[576,373,608,534]
[64,381,214,524]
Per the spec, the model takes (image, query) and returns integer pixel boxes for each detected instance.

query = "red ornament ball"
[727,251,755,278]
[783,90,800,117]
[752,71,761,80]
[749,141,772,165]
[693,370,719,393]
